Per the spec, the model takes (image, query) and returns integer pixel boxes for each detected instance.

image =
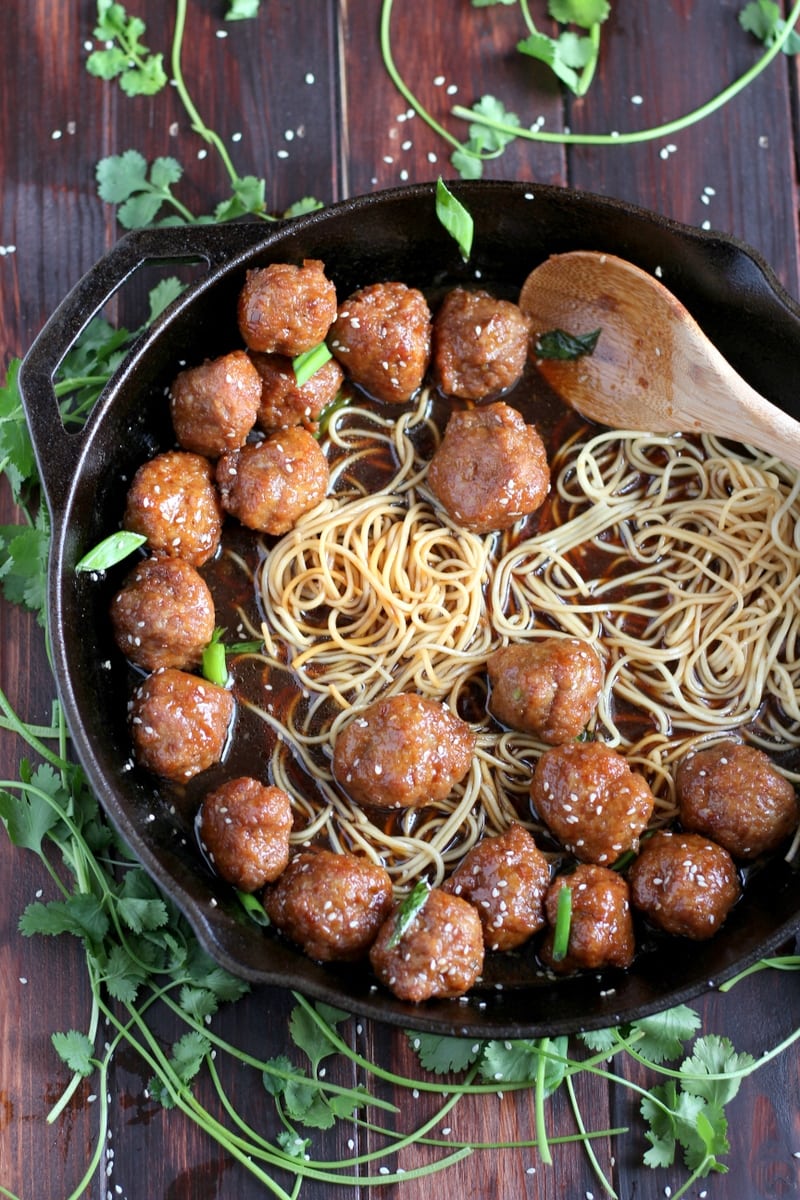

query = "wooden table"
[2,3,800,1198]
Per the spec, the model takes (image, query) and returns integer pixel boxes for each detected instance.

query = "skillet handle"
[17,222,272,522]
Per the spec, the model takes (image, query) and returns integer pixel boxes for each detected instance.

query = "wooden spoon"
[519,250,800,470]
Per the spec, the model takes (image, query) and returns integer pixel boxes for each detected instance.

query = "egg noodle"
[236,390,800,888]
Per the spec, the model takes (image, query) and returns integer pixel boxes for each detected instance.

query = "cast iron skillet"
[17,180,800,1038]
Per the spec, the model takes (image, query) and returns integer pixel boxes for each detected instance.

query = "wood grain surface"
[1,3,799,1199]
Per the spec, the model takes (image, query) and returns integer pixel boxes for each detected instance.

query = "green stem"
[379,0,471,156]
[171,0,241,184]
[565,1073,617,1199]
[575,23,601,97]
[452,0,800,146]
[534,1036,553,1166]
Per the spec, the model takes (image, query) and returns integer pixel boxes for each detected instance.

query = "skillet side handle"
[16,222,271,522]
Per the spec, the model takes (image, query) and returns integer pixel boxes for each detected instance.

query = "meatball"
[442,822,550,951]
[216,427,329,536]
[328,281,432,403]
[332,692,476,809]
[539,864,635,974]
[677,739,799,860]
[487,638,603,743]
[263,848,393,961]
[369,887,484,1002]
[129,667,234,782]
[123,450,223,567]
[198,776,293,892]
[110,556,215,672]
[433,287,530,401]
[170,349,261,458]
[237,259,337,356]
[250,351,344,433]
[530,741,655,865]
[427,401,550,534]
[628,830,741,940]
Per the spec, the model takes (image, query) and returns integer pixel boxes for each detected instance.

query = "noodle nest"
[240,392,800,888]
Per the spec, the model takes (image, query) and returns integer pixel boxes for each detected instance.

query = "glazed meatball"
[250,351,344,433]
[677,739,798,860]
[237,259,337,356]
[170,349,261,458]
[539,864,635,974]
[328,281,432,403]
[530,741,655,865]
[198,777,293,892]
[433,287,530,401]
[332,692,476,809]
[263,848,393,961]
[628,829,741,940]
[487,638,603,743]
[129,667,234,782]
[123,450,223,567]
[110,556,215,672]
[216,427,329,536]
[427,401,550,534]
[369,887,484,1002]
[442,822,550,951]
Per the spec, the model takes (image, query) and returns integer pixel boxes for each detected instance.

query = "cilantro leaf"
[146,277,186,323]
[101,943,149,1003]
[19,893,110,945]
[179,986,220,1023]
[51,1030,96,1077]
[549,0,611,27]
[226,0,261,17]
[631,1005,703,1064]
[740,1,800,53]
[283,196,324,218]
[407,1031,484,1075]
[679,1034,756,1106]
[467,94,520,154]
[0,359,37,500]
[0,507,50,624]
[0,770,62,854]
[96,152,187,228]
[86,0,167,96]
[480,1036,568,1093]
[289,1002,344,1072]
[518,31,582,92]
[262,1054,297,1097]
[535,326,600,362]
[577,1026,618,1055]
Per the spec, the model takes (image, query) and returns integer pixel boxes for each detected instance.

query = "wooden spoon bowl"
[519,250,800,470]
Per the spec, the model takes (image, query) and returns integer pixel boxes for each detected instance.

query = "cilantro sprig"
[381,0,800,177]
[85,0,168,97]
[88,0,321,226]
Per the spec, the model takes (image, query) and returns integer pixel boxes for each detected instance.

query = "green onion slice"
[202,628,229,687]
[551,884,573,962]
[237,889,270,926]
[293,342,332,387]
[75,530,147,573]
[435,177,473,262]
[387,879,430,949]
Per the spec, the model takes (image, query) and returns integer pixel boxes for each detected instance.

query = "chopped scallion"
[75,530,147,573]
[551,884,573,962]
[237,889,270,926]
[387,879,430,949]
[293,342,332,387]
[435,177,473,262]
[202,628,229,687]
